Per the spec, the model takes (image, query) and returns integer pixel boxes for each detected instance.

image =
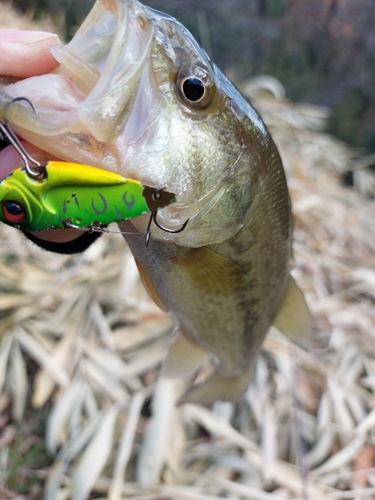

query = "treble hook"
[65,209,188,247]
[0,97,46,179]
[145,209,189,247]
[64,185,188,245]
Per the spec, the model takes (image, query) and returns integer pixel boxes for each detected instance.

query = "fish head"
[0,0,275,246]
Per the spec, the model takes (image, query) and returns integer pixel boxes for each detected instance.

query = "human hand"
[0,30,81,244]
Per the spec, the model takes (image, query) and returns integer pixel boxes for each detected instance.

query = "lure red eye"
[2,201,25,223]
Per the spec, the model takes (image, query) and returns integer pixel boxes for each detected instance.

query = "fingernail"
[0,30,59,44]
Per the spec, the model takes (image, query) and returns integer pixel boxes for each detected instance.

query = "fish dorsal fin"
[135,259,168,312]
[162,329,207,379]
[272,275,311,347]
[173,247,246,296]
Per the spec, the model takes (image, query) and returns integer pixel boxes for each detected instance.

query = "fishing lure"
[0,161,176,232]
[0,104,187,245]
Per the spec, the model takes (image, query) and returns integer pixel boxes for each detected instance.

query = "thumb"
[0,30,62,77]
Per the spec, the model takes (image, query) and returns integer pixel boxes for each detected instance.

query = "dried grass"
[1,6,375,499]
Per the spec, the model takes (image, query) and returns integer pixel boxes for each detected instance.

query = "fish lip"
[71,0,157,143]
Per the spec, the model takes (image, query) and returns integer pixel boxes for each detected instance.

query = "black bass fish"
[0,0,310,404]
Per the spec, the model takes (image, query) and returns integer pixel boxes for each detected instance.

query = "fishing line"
[65,224,140,237]
[66,212,188,246]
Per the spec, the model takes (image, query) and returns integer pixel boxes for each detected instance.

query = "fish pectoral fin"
[272,275,311,348]
[135,258,168,312]
[162,329,207,379]
[173,247,246,296]
[178,364,254,406]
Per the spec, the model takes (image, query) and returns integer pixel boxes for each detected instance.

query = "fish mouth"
[1,0,156,143]
[0,0,183,192]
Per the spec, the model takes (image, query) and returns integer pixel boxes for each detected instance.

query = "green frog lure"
[0,104,187,246]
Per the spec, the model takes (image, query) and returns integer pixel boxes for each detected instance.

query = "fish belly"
[119,153,292,401]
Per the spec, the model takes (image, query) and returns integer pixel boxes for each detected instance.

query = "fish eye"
[182,78,205,102]
[2,201,25,224]
[177,67,214,109]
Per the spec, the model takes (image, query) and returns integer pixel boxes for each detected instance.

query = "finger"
[0,30,62,77]
[0,141,41,179]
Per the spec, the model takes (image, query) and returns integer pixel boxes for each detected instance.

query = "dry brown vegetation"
[1,5,375,500]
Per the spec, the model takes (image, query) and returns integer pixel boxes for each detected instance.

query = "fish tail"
[178,363,254,406]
